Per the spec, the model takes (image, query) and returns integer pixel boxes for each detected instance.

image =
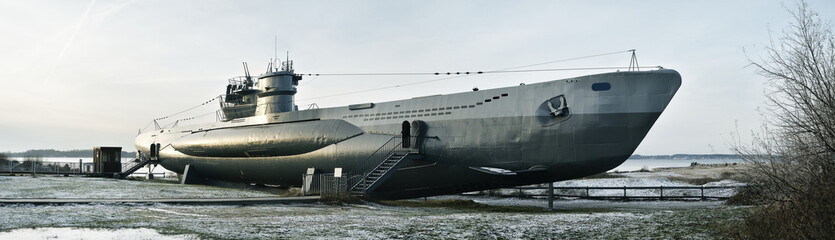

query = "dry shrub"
[730,1,835,238]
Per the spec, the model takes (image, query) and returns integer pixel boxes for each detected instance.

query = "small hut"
[93,147,121,174]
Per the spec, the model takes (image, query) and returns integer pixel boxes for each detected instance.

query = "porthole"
[592,82,611,91]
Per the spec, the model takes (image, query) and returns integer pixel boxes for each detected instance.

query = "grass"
[667,176,722,185]
[582,172,626,179]
[0,169,753,239]
[376,199,610,213]
[0,197,750,239]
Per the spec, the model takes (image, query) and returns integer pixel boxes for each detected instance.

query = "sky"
[0,0,833,154]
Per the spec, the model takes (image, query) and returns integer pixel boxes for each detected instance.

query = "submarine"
[135,57,681,199]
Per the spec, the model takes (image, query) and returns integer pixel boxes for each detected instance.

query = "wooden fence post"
[660,186,664,199]
[623,186,627,199]
[548,182,554,210]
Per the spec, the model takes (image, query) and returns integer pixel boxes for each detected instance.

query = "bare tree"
[731,1,835,238]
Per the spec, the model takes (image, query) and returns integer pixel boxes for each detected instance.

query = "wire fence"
[318,173,348,197]
[0,160,87,175]
[0,159,171,177]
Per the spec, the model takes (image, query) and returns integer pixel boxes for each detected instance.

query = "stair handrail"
[359,151,415,193]
[121,159,143,172]
[118,152,159,178]
[348,136,403,191]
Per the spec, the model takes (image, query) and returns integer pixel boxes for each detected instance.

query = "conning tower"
[255,59,303,115]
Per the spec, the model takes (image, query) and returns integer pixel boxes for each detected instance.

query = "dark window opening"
[592,82,612,91]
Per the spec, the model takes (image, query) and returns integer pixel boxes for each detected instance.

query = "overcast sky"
[1,0,833,154]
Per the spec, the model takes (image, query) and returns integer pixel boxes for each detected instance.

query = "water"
[612,158,742,172]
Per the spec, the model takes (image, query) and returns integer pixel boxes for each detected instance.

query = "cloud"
[45,0,96,84]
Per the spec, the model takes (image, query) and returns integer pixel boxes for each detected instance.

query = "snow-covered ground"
[0,201,743,239]
[0,176,275,199]
[0,166,747,239]
[0,228,197,240]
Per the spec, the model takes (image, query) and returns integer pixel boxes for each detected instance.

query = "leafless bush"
[730,1,835,239]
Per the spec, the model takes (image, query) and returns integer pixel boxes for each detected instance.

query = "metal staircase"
[117,155,159,178]
[350,151,415,194]
[348,136,421,194]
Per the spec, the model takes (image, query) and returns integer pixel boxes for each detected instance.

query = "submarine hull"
[136,69,681,199]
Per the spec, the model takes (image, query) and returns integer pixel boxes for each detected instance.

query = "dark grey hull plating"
[136,69,681,199]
